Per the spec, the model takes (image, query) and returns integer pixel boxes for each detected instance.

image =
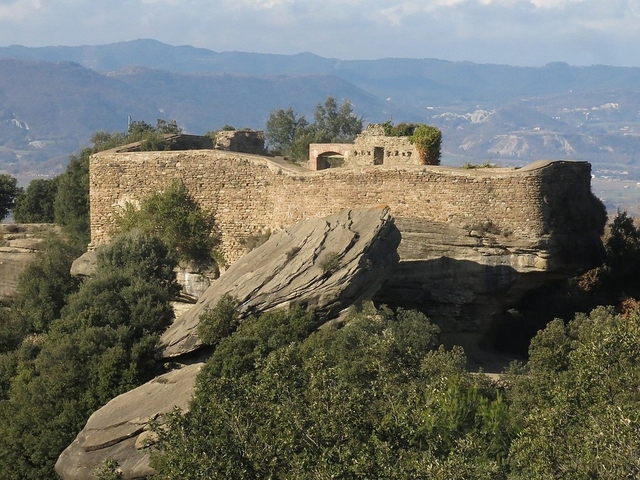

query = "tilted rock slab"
[161,206,401,358]
[55,363,203,480]
[56,207,400,480]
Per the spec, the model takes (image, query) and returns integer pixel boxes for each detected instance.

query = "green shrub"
[197,295,241,347]
[112,180,219,266]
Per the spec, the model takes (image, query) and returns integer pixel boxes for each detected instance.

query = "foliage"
[506,306,640,479]
[197,295,242,347]
[0,174,21,222]
[0,230,177,479]
[318,251,341,274]
[570,210,640,302]
[265,106,309,155]
[152,303,512,479]
[111,180,219,266]
[463,161,496,169]
[383,121,442,165]
[15,234,83,334]
[265,96,362,162]
[53,150,92,247]
[410,124,442,165]
[48,120,183,248]
[12,177,59,223]
[312,96,363,143]
[93,459,123,480]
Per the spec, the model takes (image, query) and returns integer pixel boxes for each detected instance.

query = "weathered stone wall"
[308,124,422,169]
[214,129,265,154]
[90,149,595,265]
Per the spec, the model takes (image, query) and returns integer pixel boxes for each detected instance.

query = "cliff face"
[377,214,604,347]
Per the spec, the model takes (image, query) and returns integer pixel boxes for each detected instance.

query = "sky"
[1,0,640,67]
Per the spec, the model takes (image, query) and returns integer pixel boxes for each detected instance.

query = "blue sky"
[1,0,639,66]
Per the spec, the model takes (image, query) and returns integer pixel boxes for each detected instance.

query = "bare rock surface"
[55,363,203,480]
[70,250,98,277]
[56,207,400,480]
[161,206,401,358]
[376,216,604,347]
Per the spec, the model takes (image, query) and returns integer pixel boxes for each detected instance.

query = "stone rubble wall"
[308,125,421,169]
[214,129,265,154]
[90,150,594,264]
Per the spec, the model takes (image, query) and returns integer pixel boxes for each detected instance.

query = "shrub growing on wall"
[383,122,442,165]
[112,180,220,267]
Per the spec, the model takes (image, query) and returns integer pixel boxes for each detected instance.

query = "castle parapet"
[89,149,602,266]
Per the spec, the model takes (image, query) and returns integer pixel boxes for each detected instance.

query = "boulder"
[56,207,400,479]
[160,206,401,358]
[55,363,203,480]
[70,250,97,277]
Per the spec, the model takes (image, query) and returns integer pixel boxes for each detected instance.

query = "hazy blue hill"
[0,57,402,175]
[1,39,640,205]
[4,39,640,108]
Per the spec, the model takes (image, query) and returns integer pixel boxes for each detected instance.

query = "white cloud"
[226,0,294,9]
[0,0,42,21]
[0,0,639,66]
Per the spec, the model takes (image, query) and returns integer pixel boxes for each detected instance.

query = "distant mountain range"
[1,39,640,202]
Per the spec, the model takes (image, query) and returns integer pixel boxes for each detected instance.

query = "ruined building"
[90,128,606,342]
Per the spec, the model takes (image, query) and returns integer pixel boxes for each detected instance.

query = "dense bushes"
[0,230,178,479]
[506,306,640,478]
[152,303,512,479]
[383,121,442,165]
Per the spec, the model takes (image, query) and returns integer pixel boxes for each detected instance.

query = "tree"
[111,180,219,266]
[0,230,178,479]
[15,234,82,334]
[0,174,21,221]
[313,96,363,142]
[12,177,59,223]
[54,151,91,247]
[265,107,308,154]
[264,96,362,163]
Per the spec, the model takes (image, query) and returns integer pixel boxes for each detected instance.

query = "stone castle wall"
[90,149,595,264]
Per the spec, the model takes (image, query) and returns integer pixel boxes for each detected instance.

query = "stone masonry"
[309,124,421,170]
[89,147,596,266]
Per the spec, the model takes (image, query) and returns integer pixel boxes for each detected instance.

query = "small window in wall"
[317,153,345,170]
[374,147,384,165]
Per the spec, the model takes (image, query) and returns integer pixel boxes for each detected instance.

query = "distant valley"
[1,39,639,211]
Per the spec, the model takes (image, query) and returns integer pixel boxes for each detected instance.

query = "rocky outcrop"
[55,363,203,480]
[375,213,604,348]
[0,223,60,304]
[160,206,401,358]
[56,207,401,480]
[70,250,97,277]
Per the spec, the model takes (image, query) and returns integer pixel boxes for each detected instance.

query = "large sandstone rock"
[375,215,604,348]
[55,363,203,480]
[70,250,98,277]
[160,206,401,358]
[56,207,400,480]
